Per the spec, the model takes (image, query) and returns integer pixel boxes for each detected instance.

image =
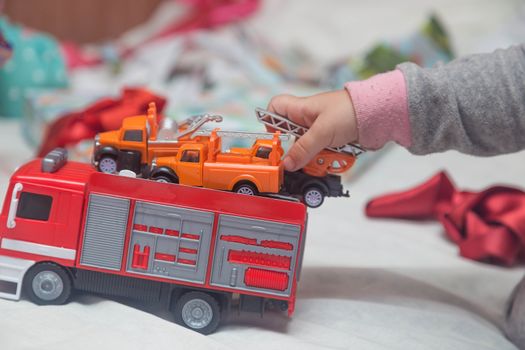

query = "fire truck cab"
[0,149,307,334]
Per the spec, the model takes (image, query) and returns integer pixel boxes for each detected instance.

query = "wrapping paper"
[367,172,525,265]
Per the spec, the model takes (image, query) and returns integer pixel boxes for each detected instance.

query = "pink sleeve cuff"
[345,69,411,149]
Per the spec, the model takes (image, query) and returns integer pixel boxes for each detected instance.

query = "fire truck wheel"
[173,291,221,334]
[23,263,72,305]
[234,182,258,196]
[98,155,118,174]
[303,186,325,208]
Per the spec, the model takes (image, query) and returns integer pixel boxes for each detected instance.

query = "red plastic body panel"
[0,160,96,266]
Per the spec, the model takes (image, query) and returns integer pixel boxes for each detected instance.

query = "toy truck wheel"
[173,291,221,334]
[98,155,118,174]
[234,182,258,196]
[153,175,178,184]
[23,262,72,305]
[303,186,325,208]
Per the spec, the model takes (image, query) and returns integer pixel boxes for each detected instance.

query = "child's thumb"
[283,121,329,172]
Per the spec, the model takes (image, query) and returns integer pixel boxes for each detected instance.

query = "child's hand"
[267,90,357,171]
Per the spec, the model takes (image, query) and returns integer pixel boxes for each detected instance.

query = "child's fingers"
[283,119,331,171]
[267,94,318,127]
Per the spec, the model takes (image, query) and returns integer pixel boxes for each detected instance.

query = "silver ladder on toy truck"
[255,108,366,208]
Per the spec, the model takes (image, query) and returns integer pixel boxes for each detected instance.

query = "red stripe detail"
[220,235,293,251]
[165,229,179,237]
[179,247,198,254]
[220,235,257,246]
[228,250,291,270]
[149,226,164,234]
[133,224,147,232]
[178,258,196,265]
[260,240,293,251]
[244,268,289,291]
[154,253,176,262]
[181,233,200,240]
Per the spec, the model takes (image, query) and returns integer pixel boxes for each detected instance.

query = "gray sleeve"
[397,44,525,156]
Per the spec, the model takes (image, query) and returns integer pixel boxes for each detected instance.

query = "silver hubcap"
[305,189,323,207]
[237,186,255,195]
[156,178,169,183]
[181,298,213,329]
[99,157,117,173]
[32,271,64,301]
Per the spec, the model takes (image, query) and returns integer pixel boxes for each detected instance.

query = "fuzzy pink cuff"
[345,69,411,149]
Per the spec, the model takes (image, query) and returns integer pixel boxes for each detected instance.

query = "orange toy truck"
[93,104,365,208]
[149,129,288,195]
[93,103,222,174]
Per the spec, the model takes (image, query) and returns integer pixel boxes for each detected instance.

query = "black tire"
[97,155,118,174]
[233,182,258,196]
[173,291,221,334]
[153,175,178,184]
[303,186,325,208]
[151,173,179,184]
[23,262,72,305]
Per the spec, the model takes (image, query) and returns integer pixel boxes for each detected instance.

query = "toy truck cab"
[94,106,159,174]
[151,129,284,195]
[151,143,208,186]
[0,149,95,300]
[93,102,222,176]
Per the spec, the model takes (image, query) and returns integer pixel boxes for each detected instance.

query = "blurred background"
[1,2,525,349]
[1,0,524,165]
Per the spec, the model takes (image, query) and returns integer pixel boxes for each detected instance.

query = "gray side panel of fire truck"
[210,215,301,297]
[126,201,214,284]
[80,194,130,270]
[79,194,301,298]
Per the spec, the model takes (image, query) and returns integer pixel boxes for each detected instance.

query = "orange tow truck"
[150,129,287,195]
[93,103,222,174]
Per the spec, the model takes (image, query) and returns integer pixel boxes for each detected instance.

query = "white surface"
[1,0,525,348]
[0,238,77,260]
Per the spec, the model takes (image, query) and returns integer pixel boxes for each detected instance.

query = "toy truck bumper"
[0,255,35,300]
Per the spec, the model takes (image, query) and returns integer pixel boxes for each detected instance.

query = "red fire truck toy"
[0,149,307,334]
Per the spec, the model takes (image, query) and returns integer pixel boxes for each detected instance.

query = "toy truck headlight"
[94,134,101,150]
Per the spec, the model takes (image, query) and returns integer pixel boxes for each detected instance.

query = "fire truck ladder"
[193,129,290,141]
[254,107,365,157]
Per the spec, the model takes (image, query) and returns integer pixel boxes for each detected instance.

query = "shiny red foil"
[37,88,166,157]
[366,171,525,265]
